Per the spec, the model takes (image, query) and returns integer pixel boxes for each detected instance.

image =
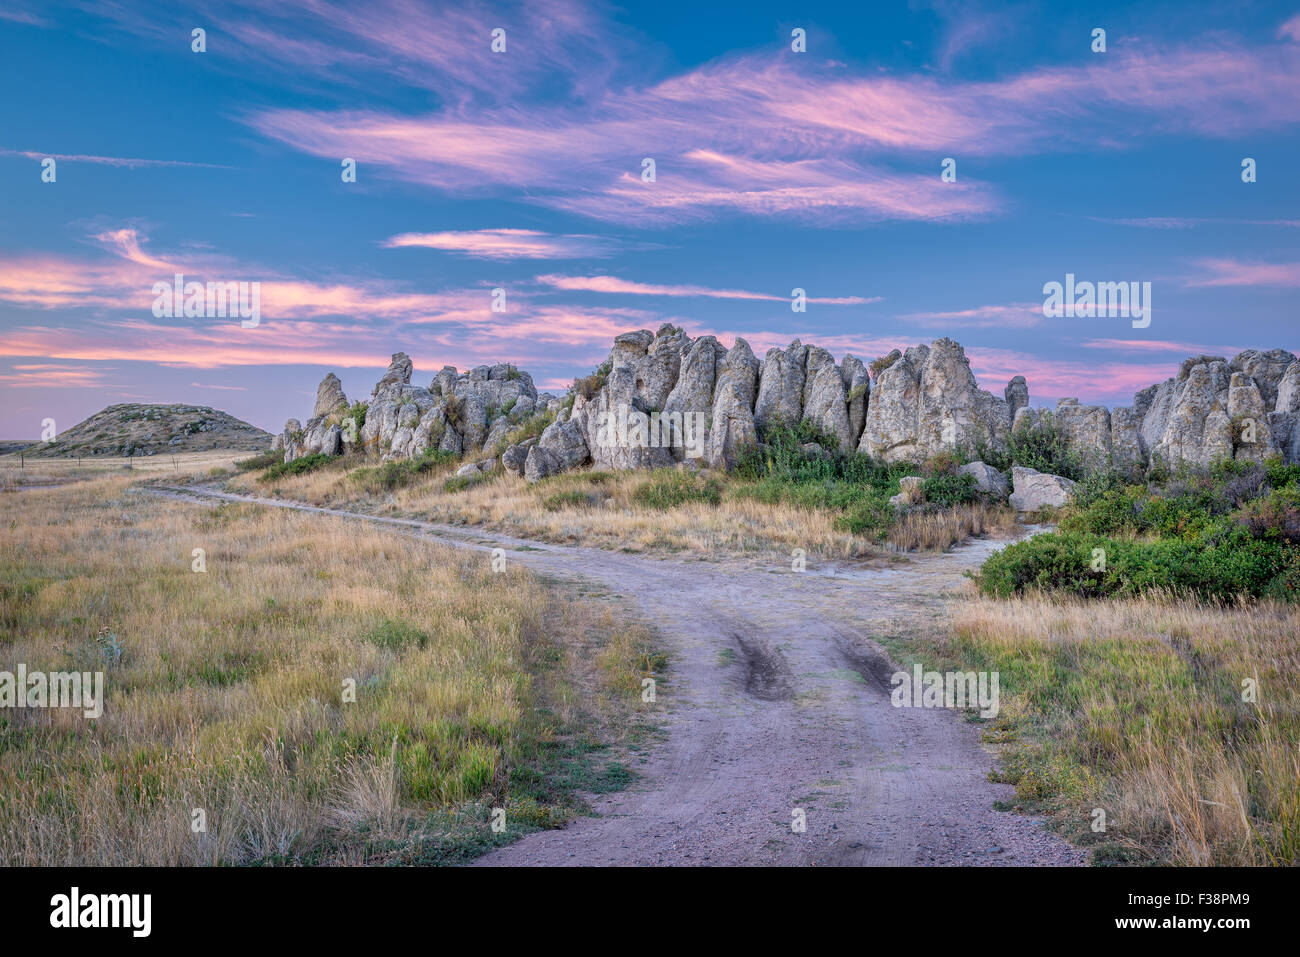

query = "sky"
[1,0,1298,438]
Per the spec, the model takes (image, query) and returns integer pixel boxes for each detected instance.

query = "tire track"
[146,483,1085,867]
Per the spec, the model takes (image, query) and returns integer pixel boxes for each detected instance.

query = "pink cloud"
[382,229,622,259]
[894,302,1042,328]
[536,274,878,305]
[965,348,1183,404]
[1080,338,1249,355]
[239,21,1300,226]
[1187,259,1300,287]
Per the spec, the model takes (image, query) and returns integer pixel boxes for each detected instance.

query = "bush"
[350,449,458,493]
[1237,486,1300,544]
[493,408,555,454]
[631,470,723,509]
[1005,412,1082,481]
[869,350,900,380]
[837,494,896,538]
[542,490,600,511]
[443,468,496,494]
[921,471,978,507]
[259,453,333,482]
[344,401,367,442]
[573,359,612,400]
[236,449,284,472]
[974,527,1294,603]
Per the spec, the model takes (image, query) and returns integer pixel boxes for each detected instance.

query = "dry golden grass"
[225,460,1010,561]
[0,475,656,865]
[946,592,1300,865]
[886,503,1017,552]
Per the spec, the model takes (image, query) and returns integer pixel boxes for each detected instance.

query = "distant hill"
[21,404,272,457]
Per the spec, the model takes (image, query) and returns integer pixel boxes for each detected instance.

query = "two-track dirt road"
[150,483,1085,867]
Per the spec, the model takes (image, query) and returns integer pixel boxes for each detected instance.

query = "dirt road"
[149,484,1085,867]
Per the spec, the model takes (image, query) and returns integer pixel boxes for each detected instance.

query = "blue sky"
[1,0,1298,437]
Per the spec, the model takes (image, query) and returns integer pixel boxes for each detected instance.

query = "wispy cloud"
[894,302,1042,328]
[1080,338,1249,355]
[382,229,626,259]
[536,274,877,304]
[1280,13,1300,43]
[1187,258,1300,287]
[239,14,1300,226]
[0,147,233,169]
[1088,216,1300,229]
[0,363,109,387]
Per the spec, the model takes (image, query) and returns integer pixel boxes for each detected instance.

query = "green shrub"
[572,359,612,400]
[1236,486,1300,544]
[362,618,429,650]
[236,449,284,472]
[443,469,495,494]
[974,527,1294,603]
[493,409,555,454]
[631,470,723,509]
[869,350,901,380]
[344,401,367,441]
[259,452,333,482]
[350,449,458,493]
[1006,412,1082,481]
[837,493,897,538]
[731,422,917,538]
[542,490,599,511]
[921,471,978,507]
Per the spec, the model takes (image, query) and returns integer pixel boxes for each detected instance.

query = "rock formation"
[276,329,1300,482]
[276,353,557,464]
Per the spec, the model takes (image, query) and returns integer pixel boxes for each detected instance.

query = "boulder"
[1110,406,1143,472]
[889,475,925,508]
[537,417,589,471]
[958,461,1009,498]
[860,345,926,460]
[1009,466,1077,511]
[1229,349,1296,409]
[501,437,538,476]
[523,445,563,482]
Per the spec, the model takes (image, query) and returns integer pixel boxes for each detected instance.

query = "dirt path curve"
[147,484,1085,867]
